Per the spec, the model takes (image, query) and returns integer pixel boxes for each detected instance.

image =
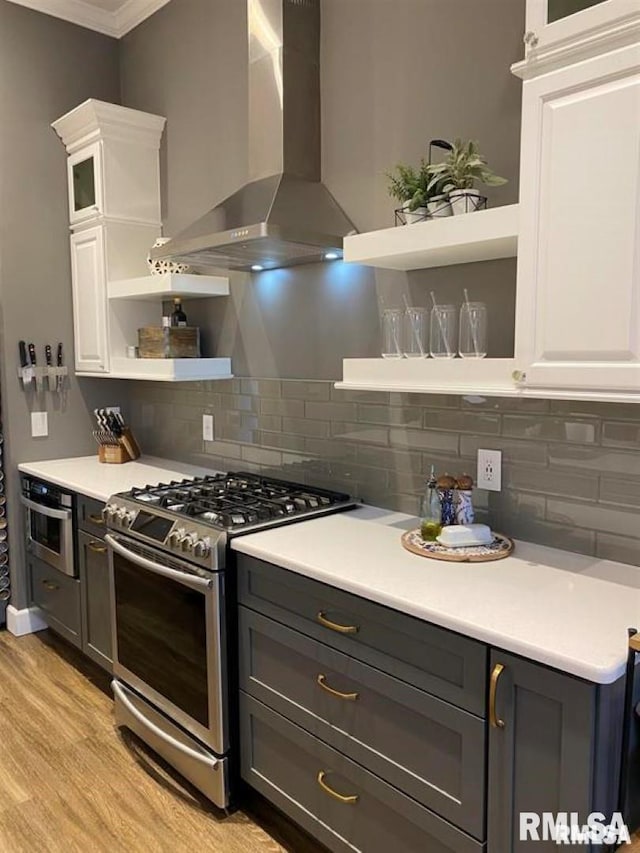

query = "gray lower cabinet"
[29,553,81,648]
[239,605,485,837]
[75,494,108,539]
[238,554,487,716]
[241,692,486,853]
[77,529,112,670]
[487,649,624,852]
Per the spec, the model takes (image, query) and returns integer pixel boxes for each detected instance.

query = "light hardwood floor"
[0,629,637,853]
[0,629,303,853]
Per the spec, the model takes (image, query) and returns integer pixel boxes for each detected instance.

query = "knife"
[45,345,52,391]
[28,343,41,392]
[56,343,63,392]
[18,340,29,386]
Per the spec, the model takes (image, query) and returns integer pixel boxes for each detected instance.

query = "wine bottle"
[171,298,187,327]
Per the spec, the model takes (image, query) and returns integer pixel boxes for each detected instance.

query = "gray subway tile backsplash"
[129,377,640,567]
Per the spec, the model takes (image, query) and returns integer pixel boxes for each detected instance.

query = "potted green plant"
[427,139,507,216]
[386,159,435,224]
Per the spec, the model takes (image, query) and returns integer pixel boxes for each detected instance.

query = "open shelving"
[343,204,519,271]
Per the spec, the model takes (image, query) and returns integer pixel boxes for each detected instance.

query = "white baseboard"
[6,605,47,636]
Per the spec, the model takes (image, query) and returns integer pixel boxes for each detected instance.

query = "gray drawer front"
[75,494,106,538]
[30,556,81,647]
[78,530,112,671]
[240,606,485,838]
[241,693,485,853]
[238,555,487,715]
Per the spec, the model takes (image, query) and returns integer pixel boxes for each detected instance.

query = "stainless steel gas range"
[104,471,356,808]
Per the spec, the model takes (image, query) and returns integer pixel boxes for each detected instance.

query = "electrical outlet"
[202,414,214,442]
[31,411,48,438]
[477,449,502,491]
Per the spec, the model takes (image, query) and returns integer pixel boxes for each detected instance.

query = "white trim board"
[6,605,48,637]
[5,0,171,38]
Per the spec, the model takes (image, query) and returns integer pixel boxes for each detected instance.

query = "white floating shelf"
[108,272,229,301]
[337,357,520,397]
[79,357,233,382]
[344,204,519,271]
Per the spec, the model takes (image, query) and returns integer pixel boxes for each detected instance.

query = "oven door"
[106,533,228,756]
[21,496,75,577]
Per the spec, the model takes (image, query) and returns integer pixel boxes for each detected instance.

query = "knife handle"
[45,345,52,367]
[56,343,63,367]
[18,340,27,368]
[28,343,36,366]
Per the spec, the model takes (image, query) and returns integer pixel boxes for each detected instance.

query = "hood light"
[251,264,265,272]
[324,252,340,261]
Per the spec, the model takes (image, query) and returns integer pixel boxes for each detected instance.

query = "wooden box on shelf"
[138,326,201,359]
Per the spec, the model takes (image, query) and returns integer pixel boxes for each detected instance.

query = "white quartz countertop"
[17,455,217,502]
[231,505,640,684]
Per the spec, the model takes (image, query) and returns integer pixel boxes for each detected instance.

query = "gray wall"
[120,0,523,379]
[0,1,127,608]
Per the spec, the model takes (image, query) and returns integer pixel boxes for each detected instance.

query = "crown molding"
[5,0,171,38]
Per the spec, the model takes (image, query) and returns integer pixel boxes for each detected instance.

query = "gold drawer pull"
[41,579,59,591]
[317,673,359,702]
[317,611,359,635]
[489,663,505,729]
[316,771,359,805]
[88,514,105,525]
[87,541,107,554]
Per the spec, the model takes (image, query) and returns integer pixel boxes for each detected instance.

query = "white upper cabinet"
[518,0,640,73]
[514,40,640,395]
[52,99,166,227]
[70,225,109,374]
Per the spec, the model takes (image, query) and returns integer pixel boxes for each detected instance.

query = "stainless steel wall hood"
[152,0,356,273]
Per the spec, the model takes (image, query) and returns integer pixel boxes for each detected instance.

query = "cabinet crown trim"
[52,99,166,153]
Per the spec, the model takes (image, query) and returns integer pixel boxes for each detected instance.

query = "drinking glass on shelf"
[430,305,457,358]
[381,309,403,358]
[402,308,427,358]
[459,301,488,358]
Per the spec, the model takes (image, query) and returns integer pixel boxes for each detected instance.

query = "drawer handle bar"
[317,674,359,702]
[87,541,107,554]
[317,611,359,635]
[88,514,105,525]
[490,663,505,729]
[41,579,59,591]
[316,771,359,805]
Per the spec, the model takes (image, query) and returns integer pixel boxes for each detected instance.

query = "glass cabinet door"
[546,0,607,22]
[67,141,102,223]
[525,0,637,55]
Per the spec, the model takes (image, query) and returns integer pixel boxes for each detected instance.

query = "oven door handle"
[112,681,220,770]
[105,534,213,591]
[20,495,72,521]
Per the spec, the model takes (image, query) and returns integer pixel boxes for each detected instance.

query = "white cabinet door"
[515,42,640,396]
[524,0,639,57]
[70,225,109,374]
[67,142,103,226]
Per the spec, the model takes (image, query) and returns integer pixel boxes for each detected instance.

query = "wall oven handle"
[112,681,220,770]
[105,534,213,591]
[20,495,72,521]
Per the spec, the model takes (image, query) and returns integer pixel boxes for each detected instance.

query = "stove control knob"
[104,504,118,524]
[193,537,211,559]
[122,510,136,528]
[182,532,198,553]
[168,528,186,548]
[116,508,129,525]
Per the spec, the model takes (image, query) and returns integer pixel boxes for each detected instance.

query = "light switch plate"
[202,414,214,442]
[477,448,502,491]
[31,411,48,438]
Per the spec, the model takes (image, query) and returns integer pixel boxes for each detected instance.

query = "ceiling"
[6,0,172,38]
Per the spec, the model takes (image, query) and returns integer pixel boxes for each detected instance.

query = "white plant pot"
[449,189,483,216]
[401,204,429,224]
[426,194,452,218]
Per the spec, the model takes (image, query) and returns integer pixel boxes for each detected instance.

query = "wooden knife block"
[98,428,141,464]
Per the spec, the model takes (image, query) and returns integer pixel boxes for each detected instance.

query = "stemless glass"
[381,309,403,358]
[459,302,488,358]
[402,308,427,358]
[430,305,457,358]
